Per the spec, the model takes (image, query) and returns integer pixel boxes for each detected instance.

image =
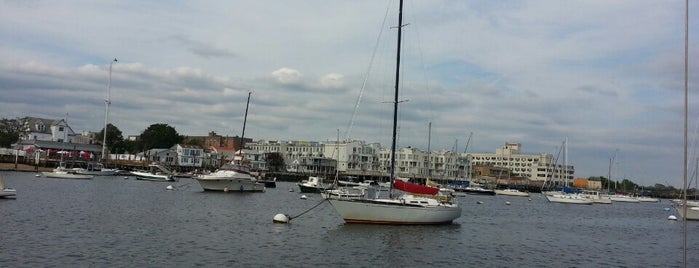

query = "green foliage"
[265,152,286,172]
[96,123,123,148]
[139,123,183,149]
[0,118,22,147]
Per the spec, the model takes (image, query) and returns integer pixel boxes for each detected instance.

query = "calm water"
[1,171,698,267]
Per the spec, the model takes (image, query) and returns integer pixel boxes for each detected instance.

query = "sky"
[1,0,697,187]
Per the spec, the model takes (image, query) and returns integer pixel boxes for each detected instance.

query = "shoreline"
[0,163,52,172]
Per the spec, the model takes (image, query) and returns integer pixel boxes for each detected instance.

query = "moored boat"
[43,167,94,180]
[194,161,265,192]
[131,163,175,182]
[325,0,461,225]
[298,176,332,193]
[494,188,530,197]
[0,174,17,198]
[545,193,593,205]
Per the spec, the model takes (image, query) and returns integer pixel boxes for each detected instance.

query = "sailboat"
[325,0,461,224]
[544,138,593,205]
[194,92,265,192]
[0,173,17,198]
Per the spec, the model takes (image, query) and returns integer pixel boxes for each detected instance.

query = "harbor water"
[1,171,698,267]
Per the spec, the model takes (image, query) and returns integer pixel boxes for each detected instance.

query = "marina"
[1,171,698,267]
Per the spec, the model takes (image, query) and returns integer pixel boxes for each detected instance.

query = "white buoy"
[166,185,174,190]
[123,176,128,179]
[528,198,532,201]
[273,214,290,223]
[300,195,308,199]
[505,201,511,205]
[289,188,294,192]
[668,215,678,221]
[664,207,671,211]
[35,174,41,177]
[476,201,484,204]
[224,187,229,192]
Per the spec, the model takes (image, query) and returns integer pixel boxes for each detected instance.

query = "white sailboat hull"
[494,189,530,197]
[676,206,699,220]
[131,171,174,182]
[327,197,461,224]
[195,177,265,192]
[42,171,93,180]
[545,194,593,205]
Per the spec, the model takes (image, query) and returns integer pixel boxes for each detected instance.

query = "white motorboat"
[494,188,530,197]
[195,162,265,192]
[326,1,461,225]
[545,193,594,205]
[0,174,17,198]
[297,176,332,193]
[131,163,175,182]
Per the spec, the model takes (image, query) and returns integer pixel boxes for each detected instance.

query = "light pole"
[102,58,117,161]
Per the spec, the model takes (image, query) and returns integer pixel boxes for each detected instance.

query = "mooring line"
[289,198,328,221]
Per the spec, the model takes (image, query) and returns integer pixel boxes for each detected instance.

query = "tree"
[140,123,183,150]
[265,152,286,172]
[96,123,124,148]
[0,118,22,148]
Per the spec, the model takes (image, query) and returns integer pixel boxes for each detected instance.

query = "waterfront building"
[468,142,573,182]
[377,147,469,180]
[19,117,76,143]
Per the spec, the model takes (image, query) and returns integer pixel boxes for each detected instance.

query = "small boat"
[459,185,496,196]
[130,163,175,182]
[580,190,612,204]
[494,188,530,197]
[194,92,265,193]
[297,176,332,193]
[72,162,119,176]
[194,161,265,192]
[258,177,277,188]
[42,167,94,180]
[0,174,17,198]
[545,193,593,205]
[607,194,640,203]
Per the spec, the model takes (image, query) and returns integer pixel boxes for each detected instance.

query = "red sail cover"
[394,179,439,195]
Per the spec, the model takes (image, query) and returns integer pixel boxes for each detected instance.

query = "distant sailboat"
[326,0,461,224]
[0,173,17,198]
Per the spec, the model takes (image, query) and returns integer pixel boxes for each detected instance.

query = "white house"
[20,117,76,143]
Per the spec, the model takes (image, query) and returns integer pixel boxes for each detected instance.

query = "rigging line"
[289,199,328,221]
[344,0,393,141]
[407,0,436,123]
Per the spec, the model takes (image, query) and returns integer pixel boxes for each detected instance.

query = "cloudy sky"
[1,0,697,187]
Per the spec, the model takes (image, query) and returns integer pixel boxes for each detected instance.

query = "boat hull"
[195,178,265,192]
[494,189,530,197]
[42,172,93,180]
[676,206,699,220]
[545,194,593,205]
[131,171,175,182]
[1,189,17,198]
[327,198,461,224]
[459,188,496,195]
[297,183,328,193]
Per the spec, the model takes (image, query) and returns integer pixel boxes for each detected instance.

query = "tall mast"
[240,92,251,151]
[681,0,688,265]
[388,0,404,198]
[102,58,117,161]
